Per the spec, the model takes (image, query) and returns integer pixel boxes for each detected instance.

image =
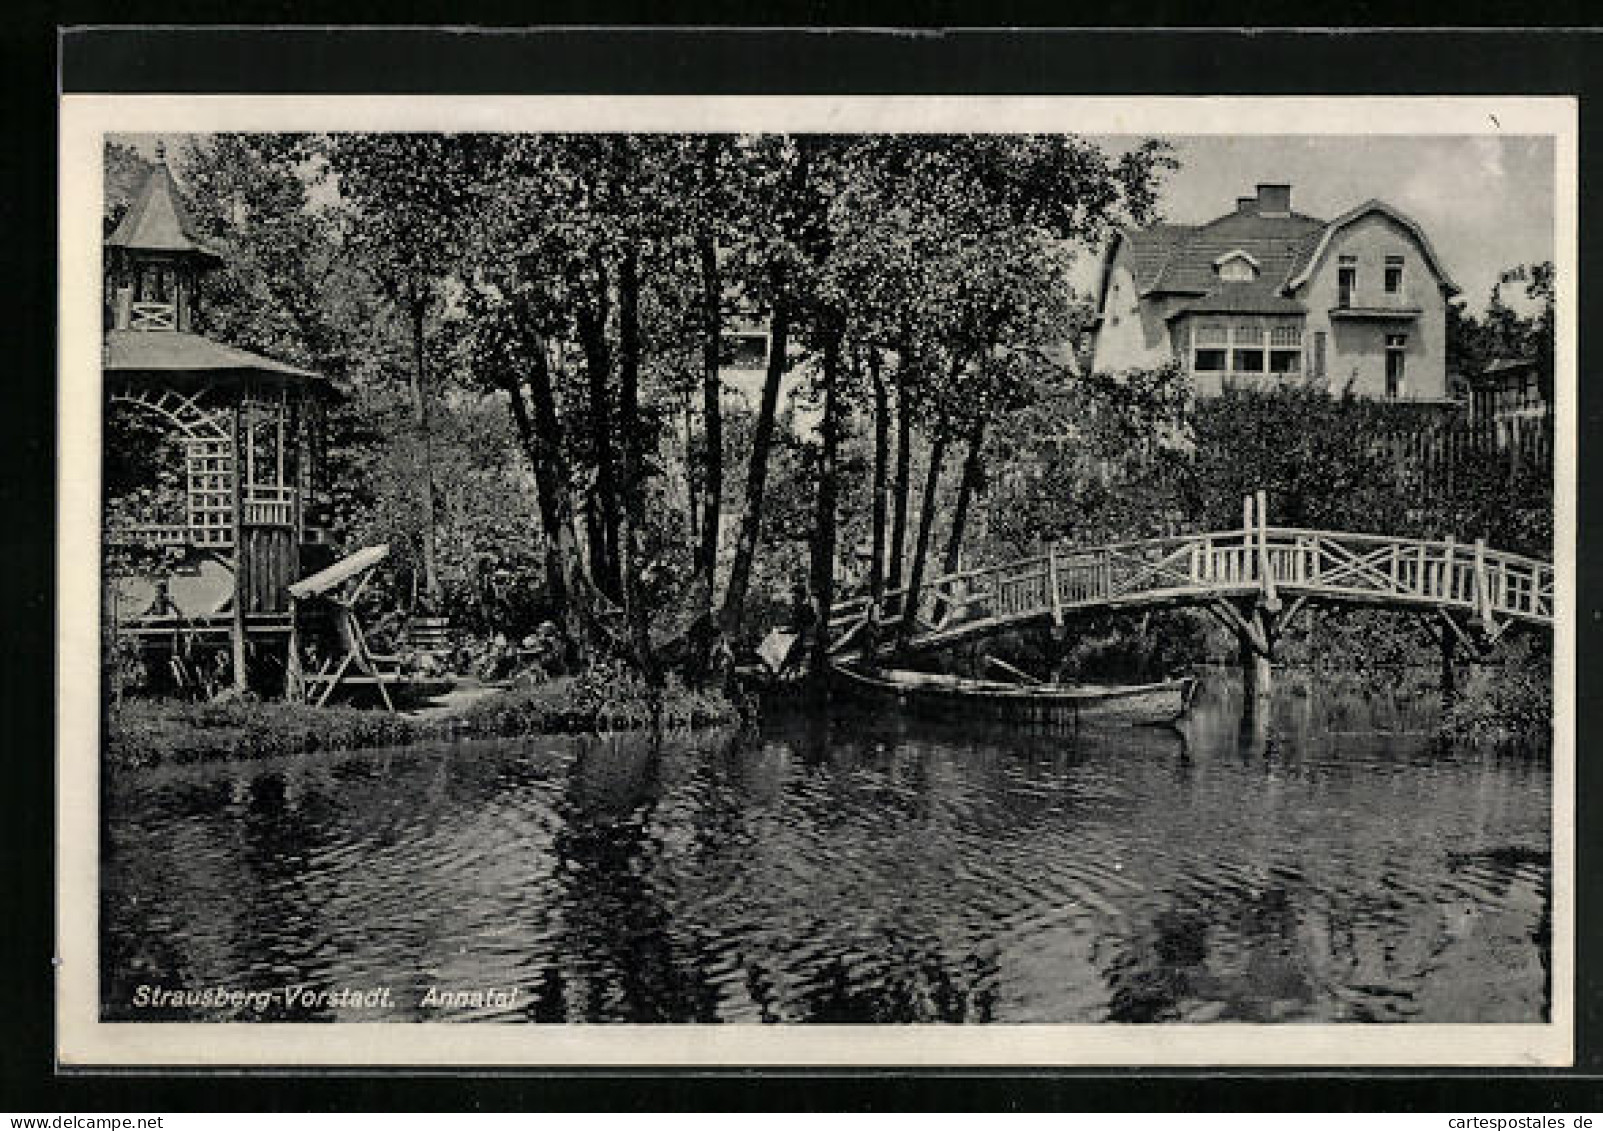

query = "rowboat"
[827,662,1197,727]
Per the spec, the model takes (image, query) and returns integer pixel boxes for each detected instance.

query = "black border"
[8,19,1600,1112]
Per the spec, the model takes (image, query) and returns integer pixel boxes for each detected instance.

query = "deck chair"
[288,544,402,711]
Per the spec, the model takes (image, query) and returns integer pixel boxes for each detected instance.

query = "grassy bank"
[105,670,741,772]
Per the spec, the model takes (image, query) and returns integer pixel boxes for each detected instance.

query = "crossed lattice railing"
[829,516,1553,655]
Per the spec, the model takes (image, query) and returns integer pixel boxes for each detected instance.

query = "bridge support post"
[1440,624,1457,704]
[1240,606,1274,721]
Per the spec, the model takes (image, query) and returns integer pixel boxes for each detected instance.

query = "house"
[1090,183,1460,401]
[1464,355,1551,444]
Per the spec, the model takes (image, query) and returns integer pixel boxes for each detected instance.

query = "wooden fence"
[1372,413,1552,498]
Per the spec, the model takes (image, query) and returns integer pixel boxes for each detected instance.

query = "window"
[1191,322,1229,374]
[1230,324,1264,373]
[1384,255,1404,296]
[1215,251,1260,282]
[1218,258,1256,282]
[1385,333,1407,398]
[1270,349,1302,374]
[1312,331,1327,377]
[1337,255,1357,308]
[137,265,172,303]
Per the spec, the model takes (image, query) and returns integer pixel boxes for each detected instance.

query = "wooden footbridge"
[828,494,1553,696]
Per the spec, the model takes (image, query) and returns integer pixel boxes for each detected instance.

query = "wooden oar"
[983,655,1045,685]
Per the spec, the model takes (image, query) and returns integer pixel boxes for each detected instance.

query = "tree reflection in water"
[547,732,721,1022]
[101,674,1550,1024]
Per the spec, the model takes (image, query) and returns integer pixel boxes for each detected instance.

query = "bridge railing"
[1265,528,1552,623]
[828,521,1552,650]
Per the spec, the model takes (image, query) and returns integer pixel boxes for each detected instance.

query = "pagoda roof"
[106,157,225,265]
[104,330,326,385]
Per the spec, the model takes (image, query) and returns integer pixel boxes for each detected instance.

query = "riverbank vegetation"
[106,669,740,771]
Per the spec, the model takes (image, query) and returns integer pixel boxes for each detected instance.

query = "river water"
[102,675,1550,1023]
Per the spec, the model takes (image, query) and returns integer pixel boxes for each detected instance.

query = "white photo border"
[58,93,1578,1068]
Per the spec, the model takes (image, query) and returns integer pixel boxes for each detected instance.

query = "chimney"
[1256,183,1291,215]
[1236,196,1256,214]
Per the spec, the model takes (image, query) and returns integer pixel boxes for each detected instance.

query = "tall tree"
[610,136,657,680]
[719,135,811,642]
[695,136,728,599]
[328,134,485,610]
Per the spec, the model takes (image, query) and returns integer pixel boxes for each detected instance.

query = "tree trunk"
[808,320,845,688]
[502,331,597,657]
[934,420,987,621]
[867,349,890,655]
[718,140,808,644]
[696,204,723,595]
[575,264,622,602]
[616,236,657,683]
[683,388,699,550]
[888,359,915,605]
[582,493,606,597]
[719,283,790,641]
[409,290,441,610]
[898,419,949,651]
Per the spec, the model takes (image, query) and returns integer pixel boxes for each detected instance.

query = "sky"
[1078,134,1556,315]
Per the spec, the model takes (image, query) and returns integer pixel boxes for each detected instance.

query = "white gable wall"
[1296,212,1449,401]
[1090,243,1187,374]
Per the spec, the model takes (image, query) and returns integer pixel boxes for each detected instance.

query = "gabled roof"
[1282,199,1460,295]
[1099,192,1459,322]
[106,158,225,265]
[1147,210,1325,296]
[1213,249,1262,269]
[104,330,325,384]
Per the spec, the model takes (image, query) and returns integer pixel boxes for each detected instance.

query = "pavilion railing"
[129,301,177,331]
[243,485,295,528]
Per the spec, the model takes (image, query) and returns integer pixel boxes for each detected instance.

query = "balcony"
[1329,304,1422,321]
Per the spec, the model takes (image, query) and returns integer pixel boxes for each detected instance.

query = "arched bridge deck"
[830,521,1553,657]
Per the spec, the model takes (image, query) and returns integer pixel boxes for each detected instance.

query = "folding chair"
[288,544,402,711]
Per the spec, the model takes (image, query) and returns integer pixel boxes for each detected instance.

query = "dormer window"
[1214,250,1260,283]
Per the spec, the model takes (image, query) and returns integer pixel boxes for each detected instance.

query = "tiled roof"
[1146,210,1326,295]
[104,330,324,383]
[1280,229,1327,288]
[107,161,224,263]
[1106,193,1458,327]
[1120,223,1195,293]
[1166,281,1307,318]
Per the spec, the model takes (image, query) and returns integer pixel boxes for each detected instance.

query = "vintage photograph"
[58,96,1573,1066]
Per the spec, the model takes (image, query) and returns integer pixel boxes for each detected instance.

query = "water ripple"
[102,676,1550,1024]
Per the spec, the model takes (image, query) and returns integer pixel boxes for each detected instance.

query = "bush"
[1440,635,1553,747]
